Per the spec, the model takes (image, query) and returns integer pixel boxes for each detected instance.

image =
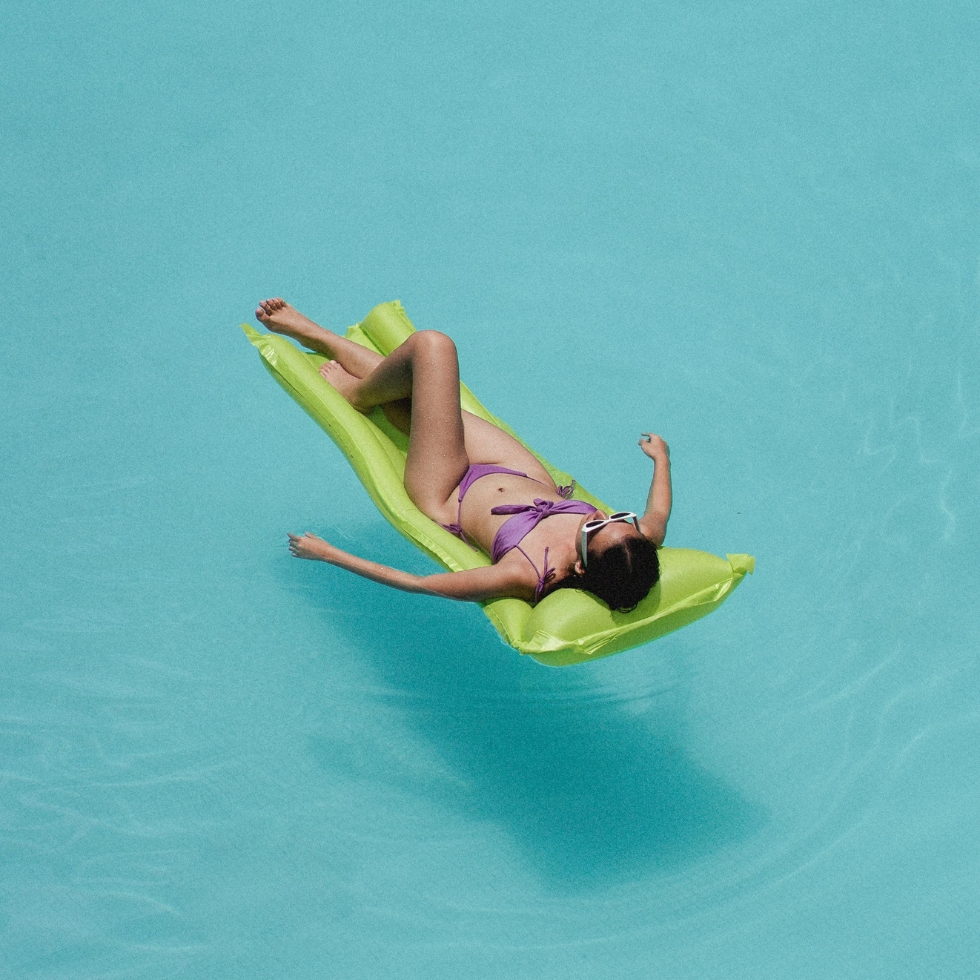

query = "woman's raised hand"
[639,433,669,461]
[288,531,334,561]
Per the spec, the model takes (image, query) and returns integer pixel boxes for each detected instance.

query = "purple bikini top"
[490,498,597,601]
[489,498,596,562]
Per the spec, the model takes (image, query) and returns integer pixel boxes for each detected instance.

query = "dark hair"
[549,535,661,612]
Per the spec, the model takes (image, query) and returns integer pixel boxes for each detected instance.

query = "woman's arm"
[637,434,672,547]
[287,532,532,602]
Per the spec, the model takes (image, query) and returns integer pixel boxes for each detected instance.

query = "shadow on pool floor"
[294,545,766,890]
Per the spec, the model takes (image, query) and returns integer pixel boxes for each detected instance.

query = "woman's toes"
[256,298,281,320]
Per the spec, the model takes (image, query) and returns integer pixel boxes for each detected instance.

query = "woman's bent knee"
[414,330,457,356]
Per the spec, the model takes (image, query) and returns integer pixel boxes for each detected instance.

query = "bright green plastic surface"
[242,301,754,666]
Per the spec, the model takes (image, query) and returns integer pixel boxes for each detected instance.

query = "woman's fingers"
[638,433,669,458]
[287,531,329,560]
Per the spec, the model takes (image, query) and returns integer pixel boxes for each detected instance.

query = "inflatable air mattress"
[242,301,753,666]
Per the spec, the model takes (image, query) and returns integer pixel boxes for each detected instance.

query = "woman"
[256,298,672,612]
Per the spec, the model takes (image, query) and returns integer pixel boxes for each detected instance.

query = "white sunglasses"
[581,512,642,568]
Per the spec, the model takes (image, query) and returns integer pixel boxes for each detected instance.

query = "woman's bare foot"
[320,360,369,412]
[254,297,389,382]
[255,297,323,339]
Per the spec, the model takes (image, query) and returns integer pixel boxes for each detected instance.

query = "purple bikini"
[441,463,596,601]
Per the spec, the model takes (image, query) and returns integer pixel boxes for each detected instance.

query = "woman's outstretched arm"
[637,434,672,547]
[287,533,532,603]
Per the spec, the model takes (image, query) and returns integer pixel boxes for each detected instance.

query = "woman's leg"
[257,300,555,498]
[256,298,412,434]
[256,298,382,376]
[322,331,469,517]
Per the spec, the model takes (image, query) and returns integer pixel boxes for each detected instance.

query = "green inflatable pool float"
[242,301,754,667]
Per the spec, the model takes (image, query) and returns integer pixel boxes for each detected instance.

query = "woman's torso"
[454,474,598,605]
[424,413,598,596]
[458,473,577,554]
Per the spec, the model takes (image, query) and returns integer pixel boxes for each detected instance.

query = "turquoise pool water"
[3,1,979,977]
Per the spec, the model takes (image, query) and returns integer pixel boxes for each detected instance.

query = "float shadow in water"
[295,541,765,889]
